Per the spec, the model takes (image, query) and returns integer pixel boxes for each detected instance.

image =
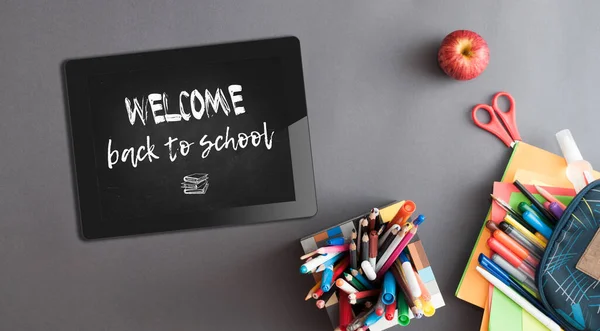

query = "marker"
[534,184,567,210]
[321,265,335,292]
[498,222,543,258]
[535,232,548,243]
[399,252,422,298]
[384,303,396,321]
[503,215,547,249]
[369,231,378,269]
[396,293,411,326]
[326,237,345,246]
[514,180,558,223]
[412,214,426,226]
[350,269,375,290]
[301,244,350,260]
[360,232,370,264]
[361,260,377,281]
[548,202,564,220]
[492,228,539,267]
[300,251,343,274]
[338,292,353,331]
[519,202,550,225]
[378,227,400,258]
[373,295,386,316]
[348,290,381,304]
[312,258,349,299]
[381,271,397,305]
[315,251,345,272]
[389,200,416,228]
[336,278,359,294]
[491,194,531,230]
[364,309,383,327]
[316,289,335,309]
[377,225,418,278]
[422,300,436,317]
[344,272,366,291]
[491,254,538,292]
[487,237,536,280]
[522,211,553,239]
[390,261,423,318]
[368,208,379,231]
[476,266,561,331]
[376,224,409,272]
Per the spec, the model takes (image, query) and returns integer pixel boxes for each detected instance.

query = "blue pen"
[364,310,383,327]
[326,237,345,246]
[381,271,396,305]
[351,269,375,290]
[478,254,560,323]
[321,265,334,292]
[522,211,553,239]
[413,214,426,226]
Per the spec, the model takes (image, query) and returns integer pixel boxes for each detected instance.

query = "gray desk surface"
[1,1,599,330]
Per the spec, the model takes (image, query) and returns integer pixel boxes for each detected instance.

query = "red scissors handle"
[471,104,515,147]
[491,92,521,142]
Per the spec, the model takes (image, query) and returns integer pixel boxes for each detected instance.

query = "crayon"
[361,232,369,263]
[522,211,553,239]
[313,258,349,299]
[504,215,547,249]
[315,251,345,272]
[548,202,564,220]
[344,272,366,291]
[385,303,396,321]
[336,278,359,294]
[492,254,538,292]
[381,271,397,305]
[487,237,536,280]
[389,200,416,228]
[368,208,379,231]
[300,251,343,274]
[369,231,378,269]
[338,292,353,331]
[350,269,374,289]
[377,225,418,278]
[514,180,558,223]
[491,194,531,230]
[391,262,423,318]
[350,241,358,271]
[396,292,411,326]
[378,227,400,258]
[492,229,540,268]
[301,244,350,260]
[519,202,549,226]
[534,184,567,210]
[321,265,334,292]
[499,221,544,256]
[361,260,377,281]
[316,289,335,309]
[326,237,345,246]
[376,223,411,272]
[399,252,422,298]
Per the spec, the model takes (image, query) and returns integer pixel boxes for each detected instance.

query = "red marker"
[487,237,536,280]
[385,303,396,321]
[493,229,539,268]
[338,292,353,331]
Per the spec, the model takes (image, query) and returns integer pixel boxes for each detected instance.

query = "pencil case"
[538,179,600,331]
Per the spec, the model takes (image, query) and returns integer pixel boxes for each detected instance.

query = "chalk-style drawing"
[182,173,209,195]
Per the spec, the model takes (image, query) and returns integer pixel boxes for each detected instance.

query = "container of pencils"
[299,201,445,331]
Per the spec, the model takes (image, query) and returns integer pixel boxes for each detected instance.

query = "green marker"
[397,291,411,326]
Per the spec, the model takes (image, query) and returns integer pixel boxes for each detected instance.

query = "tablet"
[64,36,316,239]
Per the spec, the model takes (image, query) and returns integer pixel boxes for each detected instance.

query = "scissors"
[471,91,522,148]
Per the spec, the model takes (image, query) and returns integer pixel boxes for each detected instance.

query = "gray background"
[1,1,598,330]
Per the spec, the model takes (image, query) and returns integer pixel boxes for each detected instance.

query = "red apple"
[438,30,489,80]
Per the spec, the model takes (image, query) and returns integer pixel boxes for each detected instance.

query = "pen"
[522,211,553,239]
[514,180,558,223]
[492,228,539,268]
[503,215,547,249]
[490,221,542,258]
[487,237,536,280]
[491,254,538,293]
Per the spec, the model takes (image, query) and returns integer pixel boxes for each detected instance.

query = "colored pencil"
[376,224,409,272]
[413,267,431,302]
[368,208,379,231]
[534,184,567,210]
[377,225,418,278]
[315,251,345,272]
[491,194,531,230]
[305,281,320,300]
[361,232,369,263]
[391,261,423,318]
[344,272,366,291]
[336,278,359,294]
[300,244,350,260]
[375,213,385,235]
[338,292,353,331]
[348,290,381,301]
[349,241,358,271]
[357,218,368,257]
[514,180,558,223]
[476,266,561,331]
[379,224,400,248]
[300,251,343,274]
[350,269,374,289]
[378,227,400,258]
[369,230,378,269]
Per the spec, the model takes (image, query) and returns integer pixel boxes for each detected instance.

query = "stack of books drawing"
[182,173,209,195]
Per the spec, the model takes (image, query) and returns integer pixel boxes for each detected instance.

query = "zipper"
[536,179,600,331]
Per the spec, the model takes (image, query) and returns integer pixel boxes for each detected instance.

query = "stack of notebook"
[182,173,209,194]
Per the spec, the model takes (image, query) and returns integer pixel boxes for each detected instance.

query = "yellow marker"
[535,232,548,244]
[504,215,547,249]
[422,300,436,317]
